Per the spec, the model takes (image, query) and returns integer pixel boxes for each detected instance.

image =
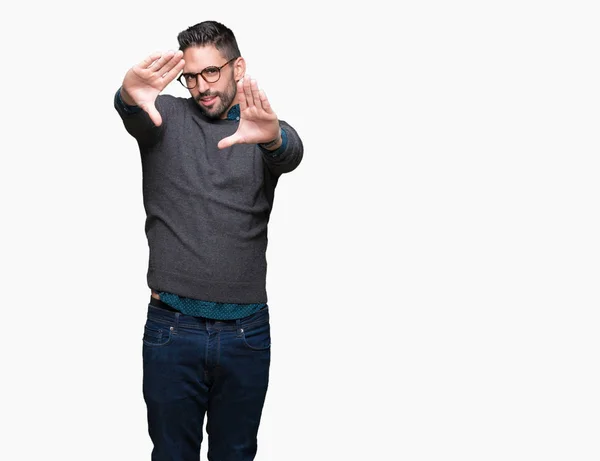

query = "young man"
[114,20,303,461]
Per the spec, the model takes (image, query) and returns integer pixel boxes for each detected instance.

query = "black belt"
[149,296,180,313]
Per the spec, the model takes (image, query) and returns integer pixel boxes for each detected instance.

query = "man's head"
[177,21,245,119]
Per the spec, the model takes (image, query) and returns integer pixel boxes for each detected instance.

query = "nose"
[196,76,210,94]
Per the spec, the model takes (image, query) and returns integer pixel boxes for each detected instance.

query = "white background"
[1,0,599,460]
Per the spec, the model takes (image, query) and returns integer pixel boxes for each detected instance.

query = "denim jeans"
[142,297,271,461]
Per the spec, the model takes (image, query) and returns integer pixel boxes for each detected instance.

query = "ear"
[233,57,246,82]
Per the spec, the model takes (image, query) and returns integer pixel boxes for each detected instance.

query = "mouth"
[198,95,218,107]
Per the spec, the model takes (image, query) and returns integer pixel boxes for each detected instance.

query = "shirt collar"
[226,104,240,121]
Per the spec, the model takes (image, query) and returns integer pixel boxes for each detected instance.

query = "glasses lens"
[202,68,220,83]
[179,75,196,89]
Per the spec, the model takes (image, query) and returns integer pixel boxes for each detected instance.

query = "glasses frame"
[177,57,237,89]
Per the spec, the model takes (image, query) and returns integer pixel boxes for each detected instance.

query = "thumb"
[217,133,243,150]
[142,103,163,127]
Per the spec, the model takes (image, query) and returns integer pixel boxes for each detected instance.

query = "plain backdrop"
[1,1,599,460]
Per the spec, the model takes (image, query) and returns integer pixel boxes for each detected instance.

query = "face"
[182,45,244,120]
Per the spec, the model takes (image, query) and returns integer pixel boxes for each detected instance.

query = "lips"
[199,95,217,106]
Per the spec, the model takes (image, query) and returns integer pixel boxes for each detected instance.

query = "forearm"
[260,121,303,175]
[114,87,162,145]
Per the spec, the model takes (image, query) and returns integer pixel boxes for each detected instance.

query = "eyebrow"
[183,65,219,74]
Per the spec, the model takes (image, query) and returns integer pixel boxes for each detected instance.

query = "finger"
[143,103,163,127]
[237,79,248,111]
[217,132,243,149]
[158,51,184,77]
[147,50,176,73]
[138,51,163,69]
[250,78,262,110]
[258,89,274,114]
[243,74,255,107]
[161,58,186,84]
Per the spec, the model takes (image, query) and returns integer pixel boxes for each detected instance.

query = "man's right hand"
[121,50,185,126]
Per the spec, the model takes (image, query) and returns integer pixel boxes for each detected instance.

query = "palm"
[124,67,163,106]
[122,51,185,126]
[218,76,281,149]
[233,112,278,145]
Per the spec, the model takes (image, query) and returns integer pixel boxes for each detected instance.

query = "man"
[113,20,303,461]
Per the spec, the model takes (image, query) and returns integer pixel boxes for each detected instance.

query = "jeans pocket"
[241,321,271,351]
[142,321,173,347]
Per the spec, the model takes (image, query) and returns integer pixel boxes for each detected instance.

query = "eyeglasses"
[177,57,237,89]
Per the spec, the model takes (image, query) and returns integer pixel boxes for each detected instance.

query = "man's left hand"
[217,76,281,149]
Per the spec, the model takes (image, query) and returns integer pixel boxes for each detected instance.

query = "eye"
[203,68,219,76]
[184,74,196,82]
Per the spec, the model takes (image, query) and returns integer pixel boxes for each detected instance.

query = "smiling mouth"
[198,95,218,106]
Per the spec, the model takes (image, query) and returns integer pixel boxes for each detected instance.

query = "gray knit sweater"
[114,94,303,303]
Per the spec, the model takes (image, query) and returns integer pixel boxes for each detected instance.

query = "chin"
[198,104,226,120]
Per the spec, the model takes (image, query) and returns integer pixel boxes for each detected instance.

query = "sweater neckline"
[188,98,240,125]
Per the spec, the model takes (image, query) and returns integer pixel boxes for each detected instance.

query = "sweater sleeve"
[260,120,304,176]
[113,88,168,146]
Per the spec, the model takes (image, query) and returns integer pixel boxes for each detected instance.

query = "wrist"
[258,128,282,151]
[115,87,142,115]
[120,87,137,107]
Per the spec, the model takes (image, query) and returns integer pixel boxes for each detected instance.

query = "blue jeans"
[142,297,271,461]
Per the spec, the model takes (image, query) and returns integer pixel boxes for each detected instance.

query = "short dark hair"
[177,20,241,60]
